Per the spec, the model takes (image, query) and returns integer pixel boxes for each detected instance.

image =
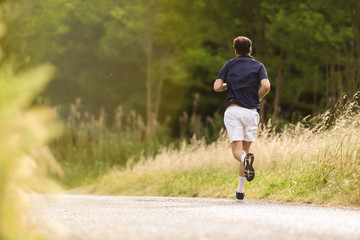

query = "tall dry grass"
[90,92,360,206]
[51,93,224,188]
[51,100,169,187]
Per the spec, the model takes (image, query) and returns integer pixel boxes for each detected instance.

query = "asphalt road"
[29,194,360,240]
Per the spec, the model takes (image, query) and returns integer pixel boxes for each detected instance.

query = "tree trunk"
[343,46,353,96]
[258,15,267,123]
[325,52,330,108]
[330,60,336,106]
[272,48,284,121]
[357,40,360,90]
[350,4,360,90]
[153,48,172,125]
[154,76,164,124]
[146,36,153,138]
[336,62,343,97]
[313,65,318,115]
[355,38,360,90]
[260,100,266,124]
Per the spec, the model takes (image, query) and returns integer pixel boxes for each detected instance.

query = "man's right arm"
[259,79,270,101]
[213,79,228,92]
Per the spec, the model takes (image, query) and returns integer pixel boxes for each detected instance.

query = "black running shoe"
[244,153,255,181]
[236,191,245,200]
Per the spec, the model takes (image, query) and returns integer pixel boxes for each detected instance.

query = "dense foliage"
[3,0,360,136]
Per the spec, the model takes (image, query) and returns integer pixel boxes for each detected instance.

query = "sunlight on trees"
[4,0,358,129]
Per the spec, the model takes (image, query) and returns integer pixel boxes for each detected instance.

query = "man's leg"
[231,140,246,176]
[231,141,247,198]
[231,140,252,175]
[243,141,255,181]
[243,141,252,154]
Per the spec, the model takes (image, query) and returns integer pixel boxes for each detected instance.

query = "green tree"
[4,0,360,130]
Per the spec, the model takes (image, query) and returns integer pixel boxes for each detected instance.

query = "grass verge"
[85,95,360,207]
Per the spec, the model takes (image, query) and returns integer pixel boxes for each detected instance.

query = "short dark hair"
[233,36,252,55]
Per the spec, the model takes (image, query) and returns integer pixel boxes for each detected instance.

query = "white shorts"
[224,106,260,143]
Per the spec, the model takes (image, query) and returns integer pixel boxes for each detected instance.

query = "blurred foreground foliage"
[0,12,62,238]
[0,63,63,239]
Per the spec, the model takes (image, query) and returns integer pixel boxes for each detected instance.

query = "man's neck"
[236,54,251,57]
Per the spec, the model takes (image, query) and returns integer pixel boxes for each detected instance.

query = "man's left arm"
[213,79,228,92]
[259,79,270,101]
[258,64,270,101]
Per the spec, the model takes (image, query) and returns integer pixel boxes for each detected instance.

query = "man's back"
[217,55,268,110]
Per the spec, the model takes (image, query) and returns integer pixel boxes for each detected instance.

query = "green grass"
[87,160,360,207]
[94,170,236,198]
[87,156,360,207]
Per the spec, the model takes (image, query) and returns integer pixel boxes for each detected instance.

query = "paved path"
[29,194,360,240]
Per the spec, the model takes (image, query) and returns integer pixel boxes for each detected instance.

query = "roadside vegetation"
[84,93,360,207]
[0,64,62,239]
[51,94,223,188]
[0,5,64,238]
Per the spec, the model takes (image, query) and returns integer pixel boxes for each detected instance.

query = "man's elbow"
[213,79,225,92]
[265,83,271,92]
[262,79,271,92]
[213,83,221,92]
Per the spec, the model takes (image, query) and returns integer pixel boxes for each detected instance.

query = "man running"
[213,36,270,200]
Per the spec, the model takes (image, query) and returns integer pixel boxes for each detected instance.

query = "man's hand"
[213,79,228,92]
[259,79,270,101]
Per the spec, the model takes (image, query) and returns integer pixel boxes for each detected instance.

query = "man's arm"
[213,79,228,92]
[259,79,270,101]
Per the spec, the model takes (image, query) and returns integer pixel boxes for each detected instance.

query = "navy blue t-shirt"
[217,55,268,110]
